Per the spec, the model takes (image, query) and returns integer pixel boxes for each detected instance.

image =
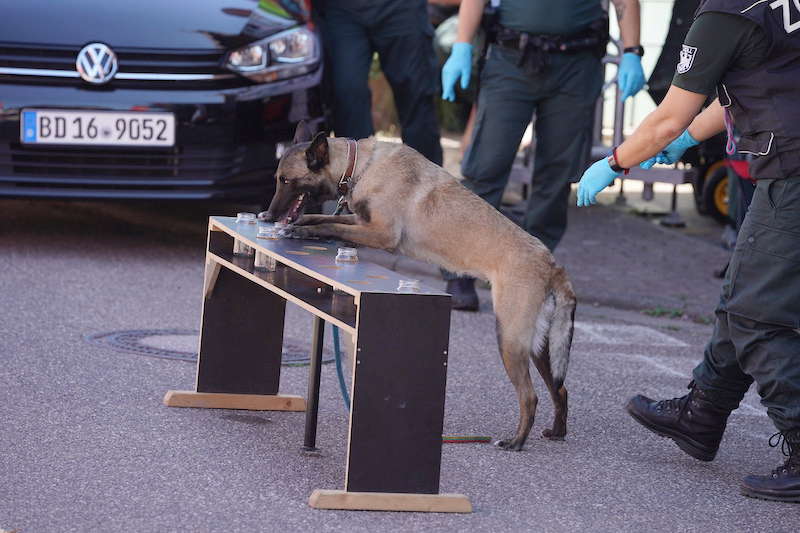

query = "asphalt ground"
[1,196,797,533]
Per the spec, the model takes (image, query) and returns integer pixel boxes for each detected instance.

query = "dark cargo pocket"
[726,222,800,328]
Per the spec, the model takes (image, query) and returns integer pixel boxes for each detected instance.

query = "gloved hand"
[576,158,621,207]
[441,42,473,102]
[618,52,645,101]
[640,129,700,169]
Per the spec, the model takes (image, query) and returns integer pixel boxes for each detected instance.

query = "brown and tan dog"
[260,123,576,450]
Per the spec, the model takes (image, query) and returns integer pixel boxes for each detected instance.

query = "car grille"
[0,43,247,89]
[0,142,247,186]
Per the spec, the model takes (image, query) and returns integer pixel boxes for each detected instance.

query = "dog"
[260,122,576,450]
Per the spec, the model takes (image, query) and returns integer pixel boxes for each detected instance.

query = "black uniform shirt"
[672,12,770,96]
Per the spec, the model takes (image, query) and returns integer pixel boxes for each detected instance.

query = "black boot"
[445,277,479,312]
[741,431,800,503]
[626,382,731,461]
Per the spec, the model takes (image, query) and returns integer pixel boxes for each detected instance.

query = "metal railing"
[591,37,688,226]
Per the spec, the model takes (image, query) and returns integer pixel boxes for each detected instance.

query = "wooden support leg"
[346,293,450,494]
[163,391,305,411]
[309,292,471,512]
[164,264,304,411]
[308,490,472,513]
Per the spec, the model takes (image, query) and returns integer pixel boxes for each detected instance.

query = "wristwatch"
[623,45,645,57]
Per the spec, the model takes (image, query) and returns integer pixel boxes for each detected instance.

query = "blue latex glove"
[441,42,473,102]
[618,52,645,101]
[640,129,700,169]
[577,158,622,207]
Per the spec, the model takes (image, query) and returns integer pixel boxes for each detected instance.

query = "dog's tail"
[533,266,576,389]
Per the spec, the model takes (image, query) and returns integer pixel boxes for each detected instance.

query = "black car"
[0,0,325,201]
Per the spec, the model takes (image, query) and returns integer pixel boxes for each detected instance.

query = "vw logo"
[76,43,118,84]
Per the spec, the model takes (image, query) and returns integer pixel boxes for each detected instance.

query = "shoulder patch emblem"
[677,44,698,74]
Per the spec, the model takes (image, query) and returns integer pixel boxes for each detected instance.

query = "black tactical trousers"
[693,178,800,432]
[321,5,443,166]
[461,45,603,251]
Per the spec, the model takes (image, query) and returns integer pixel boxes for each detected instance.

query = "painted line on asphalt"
[574,323,688,347]
[625,353,687,378]
[612,352,767,418]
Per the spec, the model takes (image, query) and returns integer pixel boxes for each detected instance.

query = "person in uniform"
[440,0,646,310]
[314,0,443,166]
[577,0,800,502]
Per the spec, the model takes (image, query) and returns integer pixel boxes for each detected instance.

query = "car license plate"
[20,109,175,147]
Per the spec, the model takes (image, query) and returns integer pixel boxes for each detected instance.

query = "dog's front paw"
[494,438,524,451]
[289,226,313,239]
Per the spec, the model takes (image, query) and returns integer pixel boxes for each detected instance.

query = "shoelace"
[656,391,692,416]
[768,431,800,476]
[769,431,800,456]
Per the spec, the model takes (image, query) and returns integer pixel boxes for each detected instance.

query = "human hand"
[441,42,473,102]
[639,129,700,169]
[577,158,621,207]
[618,52,645,101]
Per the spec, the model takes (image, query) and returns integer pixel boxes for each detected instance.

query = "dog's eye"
[279,176,288,185]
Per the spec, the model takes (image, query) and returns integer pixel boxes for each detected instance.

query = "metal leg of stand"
[660,184,686,228]
[615,178,627,205]
[642,182,654,202]
[303,316,325,451]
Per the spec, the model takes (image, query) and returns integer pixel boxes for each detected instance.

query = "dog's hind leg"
[532,343,568,440]
[531,273,575,440]
[492,283,540,451]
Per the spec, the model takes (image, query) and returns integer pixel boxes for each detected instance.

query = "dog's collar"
[335,138,358,214]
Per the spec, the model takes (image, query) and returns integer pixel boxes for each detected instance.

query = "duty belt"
[492,23,607,73]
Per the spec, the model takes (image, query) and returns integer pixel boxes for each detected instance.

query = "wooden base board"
[163,390,306,411]
[308,489,472,513]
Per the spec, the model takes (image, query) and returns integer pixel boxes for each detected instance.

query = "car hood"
[1,0,308,50]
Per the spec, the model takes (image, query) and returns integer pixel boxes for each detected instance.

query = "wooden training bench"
[163,216,472,513]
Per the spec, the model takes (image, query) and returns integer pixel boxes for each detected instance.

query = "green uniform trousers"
[693,177,800,432]
[461,45,603,251]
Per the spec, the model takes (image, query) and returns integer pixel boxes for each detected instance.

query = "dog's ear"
[306,131,329,171]
[292,120,313,144]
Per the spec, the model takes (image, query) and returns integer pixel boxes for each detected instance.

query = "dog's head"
[259,121,338,223]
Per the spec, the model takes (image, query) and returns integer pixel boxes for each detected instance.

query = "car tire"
[691,166,708,215]
[702,161,731,224]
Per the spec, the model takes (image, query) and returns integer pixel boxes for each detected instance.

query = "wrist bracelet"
[623,45,644,57]
[608,147,630,175]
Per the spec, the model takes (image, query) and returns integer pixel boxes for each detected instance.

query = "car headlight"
[225,26,319,82]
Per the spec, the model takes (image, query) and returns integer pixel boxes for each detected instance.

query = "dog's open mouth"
[281,193,307,224]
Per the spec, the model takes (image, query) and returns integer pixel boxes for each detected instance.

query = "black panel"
[346,293,451,494]
[196,266,286,394]
[208,230,233,257]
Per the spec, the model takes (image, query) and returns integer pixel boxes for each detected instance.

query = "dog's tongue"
[281,193,306,224]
